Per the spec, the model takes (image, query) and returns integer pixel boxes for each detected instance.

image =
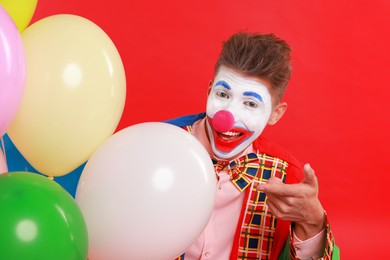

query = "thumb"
[303,163,317,187]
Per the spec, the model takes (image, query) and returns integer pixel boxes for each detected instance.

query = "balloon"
[0,6,26,137]
[0,147,7,174]
[0,172,88,259]
[7,14,126,177]
[0,0,38,32]
[76,122,217,260]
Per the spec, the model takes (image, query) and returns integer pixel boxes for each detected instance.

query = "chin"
[211,147,242,161]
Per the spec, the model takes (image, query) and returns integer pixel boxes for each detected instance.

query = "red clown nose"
[212,110,234,133]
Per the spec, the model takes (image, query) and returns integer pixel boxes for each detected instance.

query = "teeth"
[223,131,240,136]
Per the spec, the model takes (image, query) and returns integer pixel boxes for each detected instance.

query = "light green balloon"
[0,172,88,260]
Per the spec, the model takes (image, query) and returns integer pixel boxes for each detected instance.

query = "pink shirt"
[185,118,325,260]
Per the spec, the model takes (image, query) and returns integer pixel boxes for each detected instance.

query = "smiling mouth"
[218,131,243,141]
[208,117,252,153]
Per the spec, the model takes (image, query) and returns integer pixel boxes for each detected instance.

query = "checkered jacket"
[166,113,336,260]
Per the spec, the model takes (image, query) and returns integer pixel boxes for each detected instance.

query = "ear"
[268,102,287,125]
[207,79,213,95]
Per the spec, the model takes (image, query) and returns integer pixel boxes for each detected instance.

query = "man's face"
[206,66,273,160]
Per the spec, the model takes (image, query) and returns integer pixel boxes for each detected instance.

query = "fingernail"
[257,184,265,191]
[304,163,311,170]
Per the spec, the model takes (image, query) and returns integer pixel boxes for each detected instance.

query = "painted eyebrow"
[214,80,231,90]
[243,91,264,102]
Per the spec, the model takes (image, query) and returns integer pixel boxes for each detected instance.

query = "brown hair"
[215,31,292,102]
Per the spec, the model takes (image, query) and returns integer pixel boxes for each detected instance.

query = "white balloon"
[76,122,216,260]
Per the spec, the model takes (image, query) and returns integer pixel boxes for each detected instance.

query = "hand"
[257,163,325,240]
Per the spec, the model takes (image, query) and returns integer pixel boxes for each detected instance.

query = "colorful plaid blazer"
[166,113,336,260]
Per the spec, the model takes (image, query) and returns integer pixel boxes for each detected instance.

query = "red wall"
[31,1,390,258]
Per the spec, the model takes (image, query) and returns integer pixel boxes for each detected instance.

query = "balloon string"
[1,135,6,162]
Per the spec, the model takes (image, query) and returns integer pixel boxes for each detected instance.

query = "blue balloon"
[0,133,84,198]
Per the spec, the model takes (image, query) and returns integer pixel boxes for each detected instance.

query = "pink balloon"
[0,6,26,136]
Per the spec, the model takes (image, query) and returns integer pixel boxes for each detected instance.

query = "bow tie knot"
[212,153,260,192]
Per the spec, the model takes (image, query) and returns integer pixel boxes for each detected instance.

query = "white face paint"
[206,66,273,160]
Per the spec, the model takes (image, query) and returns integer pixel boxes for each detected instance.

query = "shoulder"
[164,112,206,127]
[254,136,304,184]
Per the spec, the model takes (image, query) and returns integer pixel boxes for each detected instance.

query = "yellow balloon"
[8,14,126,177]
[0,0,38,32]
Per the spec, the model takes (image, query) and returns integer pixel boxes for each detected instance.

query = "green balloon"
[0,172,88,260]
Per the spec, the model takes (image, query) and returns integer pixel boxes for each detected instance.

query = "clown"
[167,32,339,260]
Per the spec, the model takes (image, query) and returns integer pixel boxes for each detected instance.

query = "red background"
[30,0,390,258]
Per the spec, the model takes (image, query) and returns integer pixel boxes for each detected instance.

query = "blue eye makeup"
[214,80,231,90]
[243,91,263,103]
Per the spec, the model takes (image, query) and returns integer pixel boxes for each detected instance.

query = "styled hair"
[215,31,292,102]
